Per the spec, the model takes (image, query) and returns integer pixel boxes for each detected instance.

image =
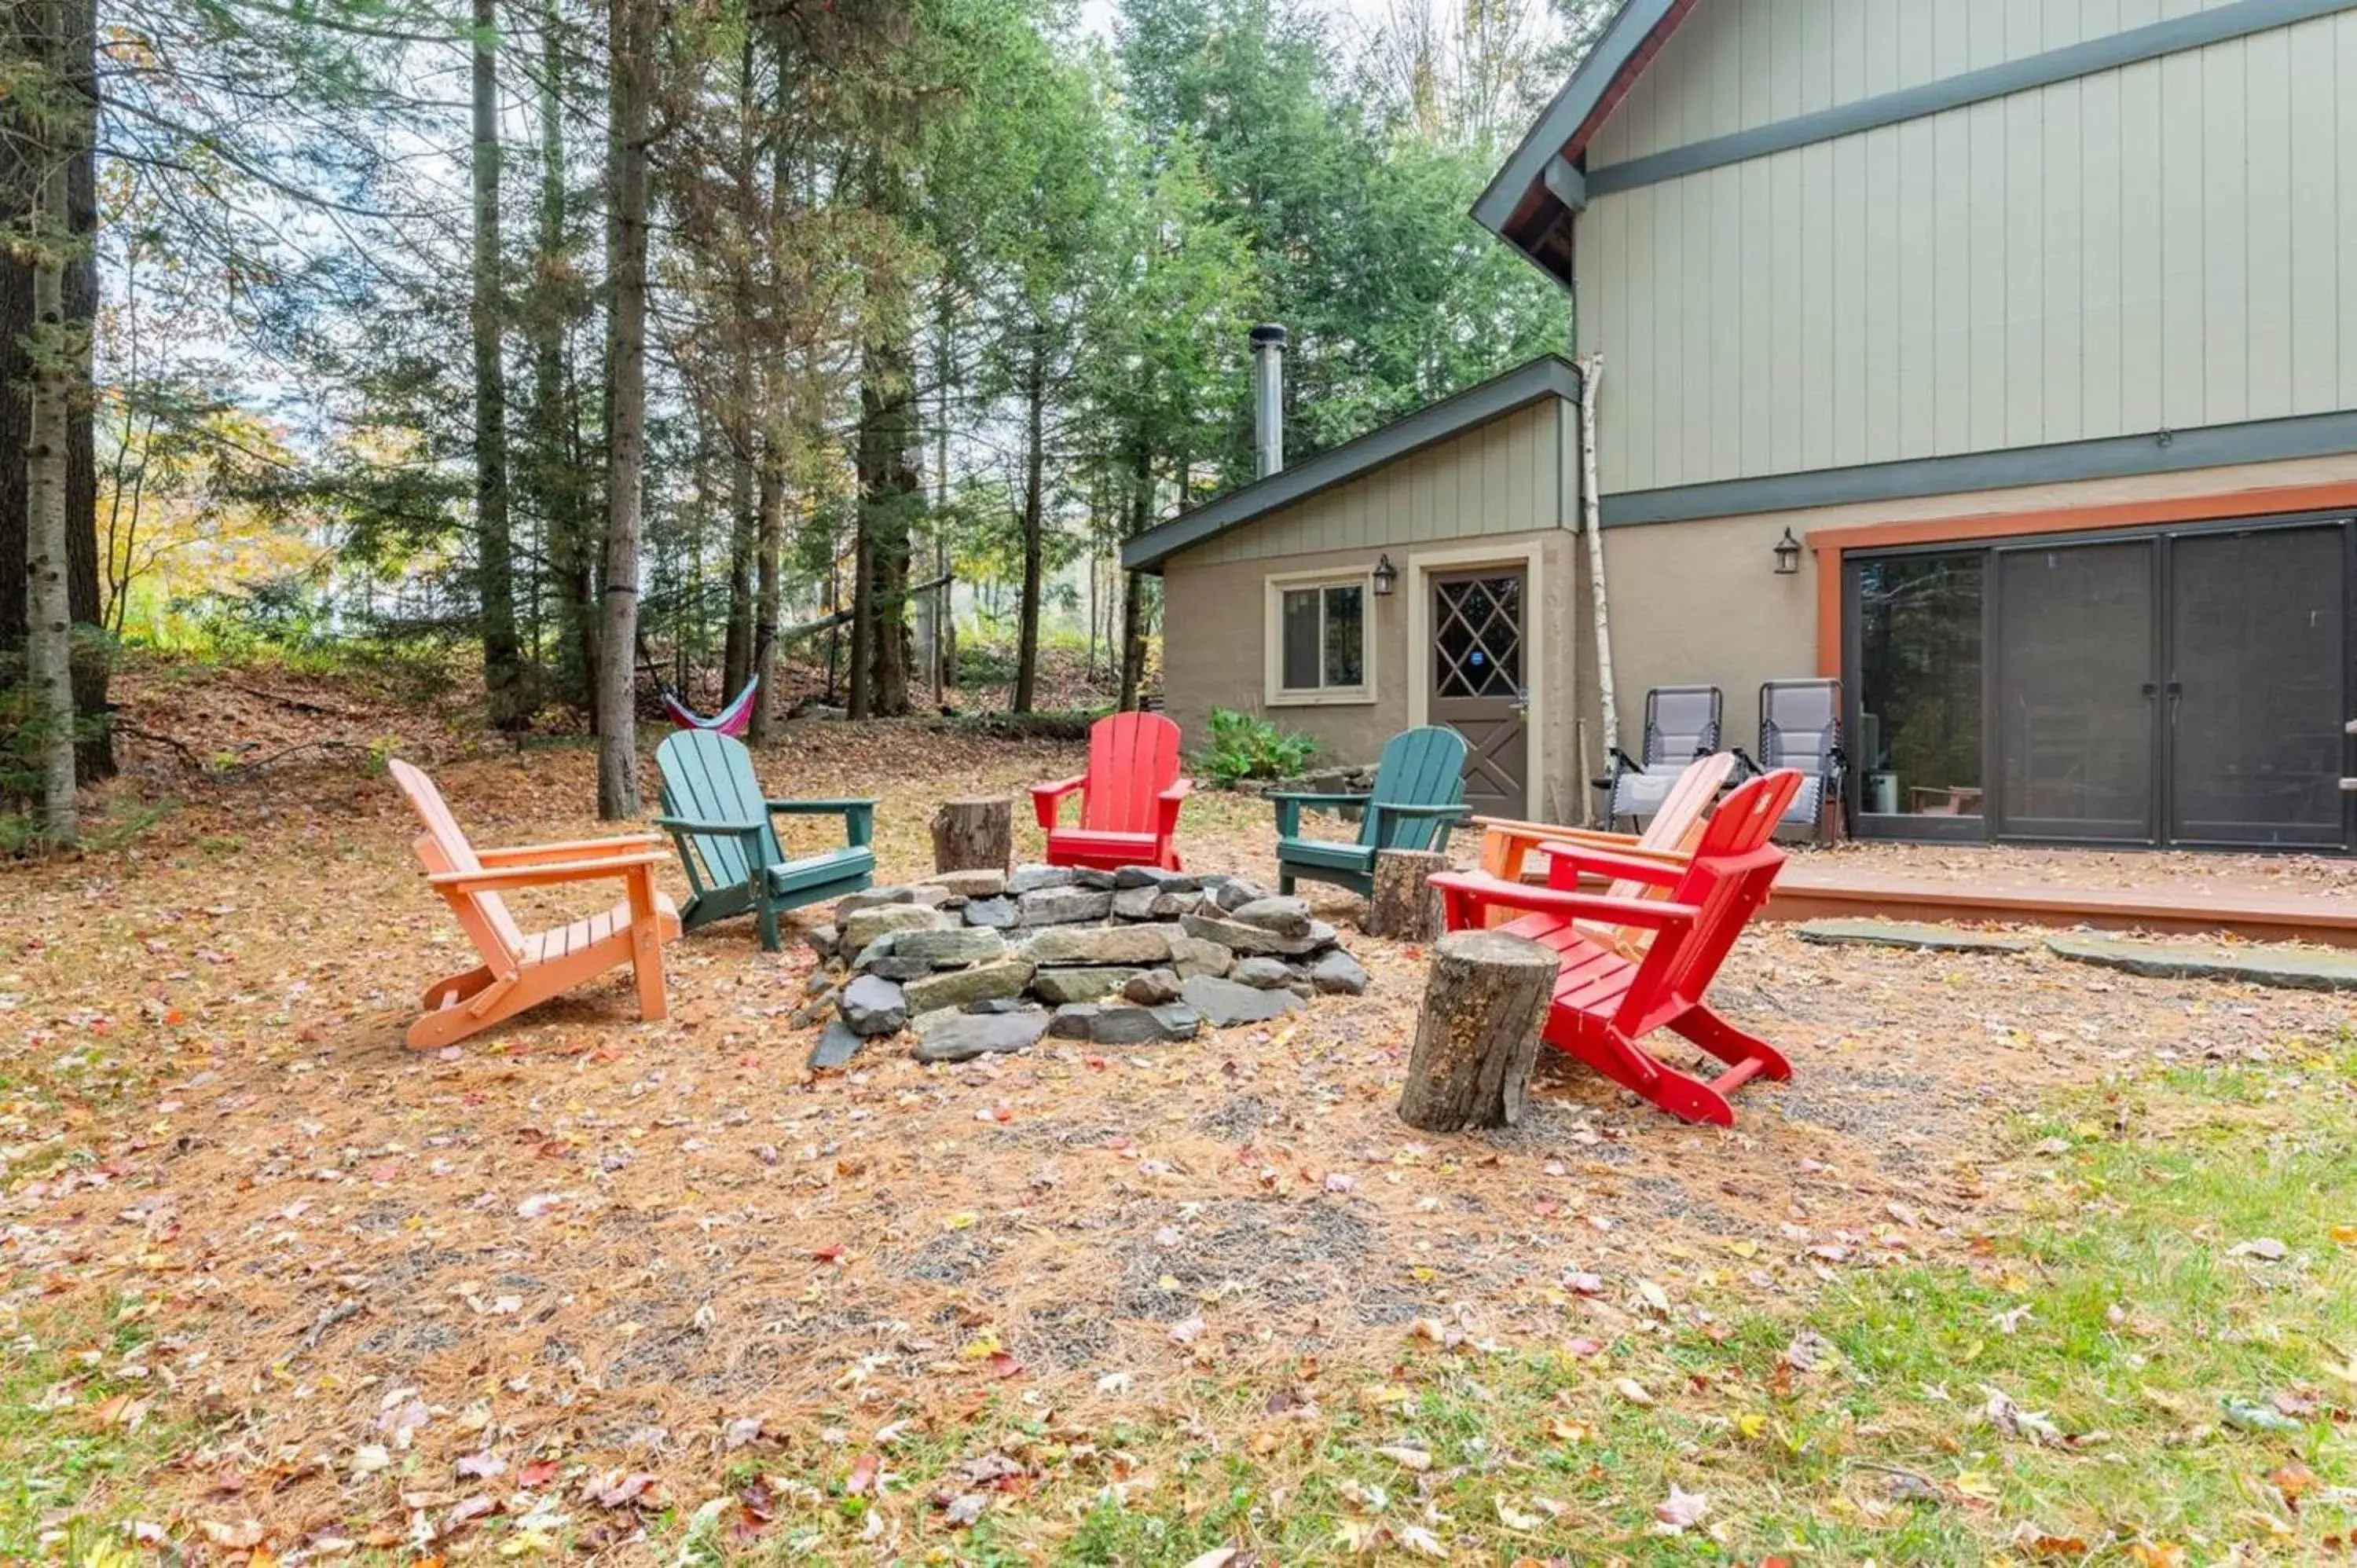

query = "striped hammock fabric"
[661,676,760,738]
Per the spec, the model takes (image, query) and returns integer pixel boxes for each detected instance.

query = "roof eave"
[1122,355,1584,575]
[1472,0,1701,282]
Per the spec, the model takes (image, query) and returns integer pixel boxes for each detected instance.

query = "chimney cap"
[1249,323,1289,350]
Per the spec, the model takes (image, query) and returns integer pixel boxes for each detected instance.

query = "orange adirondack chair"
[1472,751,1737,947]
[1431,769,1803,1127]
[1031,712,1191,871]
[391,759,682,1050]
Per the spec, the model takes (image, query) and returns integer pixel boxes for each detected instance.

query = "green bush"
[1195,707,1317,786]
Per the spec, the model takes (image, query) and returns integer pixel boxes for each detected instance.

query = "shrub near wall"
[1194,709,1318,787]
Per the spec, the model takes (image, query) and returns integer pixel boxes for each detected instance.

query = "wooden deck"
[1764,862,2357,948]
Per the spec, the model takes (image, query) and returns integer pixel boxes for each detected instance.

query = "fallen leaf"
[1615,1377,1654,1406]
[2229,1237,2289,1262]
[1396,1522,1449,1559]
[1181,1550,1240,1568]
[2270,1460,2317,1503]
[1168,1314,1205,1346]
[1376,1444,1432,1472]
[1652,1486,1709,1533]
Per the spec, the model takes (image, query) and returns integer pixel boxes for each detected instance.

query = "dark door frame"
[1841,507,2357,853]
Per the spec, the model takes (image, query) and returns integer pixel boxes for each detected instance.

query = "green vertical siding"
[1574,13,2355,494]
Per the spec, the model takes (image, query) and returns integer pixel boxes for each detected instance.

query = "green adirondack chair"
[653,729,878,951]
[1270,725,1471,898]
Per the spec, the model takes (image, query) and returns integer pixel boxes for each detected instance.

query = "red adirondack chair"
[1031,712,1191,871]
[1429,770,1803,1127]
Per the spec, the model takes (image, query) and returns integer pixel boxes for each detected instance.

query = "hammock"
[660,676,760,737]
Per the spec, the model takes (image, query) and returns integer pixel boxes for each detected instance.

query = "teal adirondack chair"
[1270,725,1471,898]
[653,729,878,951]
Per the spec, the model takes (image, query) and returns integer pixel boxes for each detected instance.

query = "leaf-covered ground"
[5,660,2354,1563]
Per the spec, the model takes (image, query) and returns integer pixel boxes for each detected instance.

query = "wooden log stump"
[1366,848,1447,942]
[930,796,1013,875]
[1398,929,1563,1132]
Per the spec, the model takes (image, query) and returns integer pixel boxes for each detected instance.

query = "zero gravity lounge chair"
[1600,684,1724,826]
[1754,679,1847,841]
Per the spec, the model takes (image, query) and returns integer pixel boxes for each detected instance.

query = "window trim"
[1263,567,1378,707]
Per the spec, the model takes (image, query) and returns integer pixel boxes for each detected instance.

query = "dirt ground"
[5,662,2354,1552]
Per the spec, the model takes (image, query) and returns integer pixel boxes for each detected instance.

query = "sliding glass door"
[1848,515,2352,851]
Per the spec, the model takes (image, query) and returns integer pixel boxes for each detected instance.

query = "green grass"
[665,1053,2357,1563]
[0,1295,197,1561]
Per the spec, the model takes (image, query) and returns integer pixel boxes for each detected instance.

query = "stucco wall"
[1595,450,2357,755]
[1161,528,1586,820]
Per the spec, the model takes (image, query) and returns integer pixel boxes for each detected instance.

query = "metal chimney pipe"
[1250,323,1288,478]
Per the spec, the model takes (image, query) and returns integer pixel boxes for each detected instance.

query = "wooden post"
[1398,930,1562,1132]
[1367,848,1447,942]
[931,795,1012,874]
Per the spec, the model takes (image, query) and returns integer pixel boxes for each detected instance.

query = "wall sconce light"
[1772,527,1802,576]
[1372,553,1399,596]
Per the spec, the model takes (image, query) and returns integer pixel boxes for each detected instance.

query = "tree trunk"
[1117,437,1152,711]
[527,0,595,720]
[929,796,1012,875]
[1368,848,1448,942]
[21,0,78,842]
[595,0,652,819]
[852,332,920,718]
[746,451,782,739]
[474,0,526,730]
[1013,324,1047,714]
[3,0,108,786]
[720,30,757,703]
[1397,930,1563,1132]
[721,394,754,698]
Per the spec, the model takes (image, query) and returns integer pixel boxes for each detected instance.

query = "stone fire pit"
[802,864,1369,1068]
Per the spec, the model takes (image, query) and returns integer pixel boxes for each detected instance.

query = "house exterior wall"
[1597,450,2357,753]
[1182,401,1569,566]
[1574,5,2357,497]
[1162,527,1586,821]
[1586,0,2250,168]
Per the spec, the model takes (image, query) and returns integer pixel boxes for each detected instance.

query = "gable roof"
[1121,355,1583,573]
[1472,0,1700,284]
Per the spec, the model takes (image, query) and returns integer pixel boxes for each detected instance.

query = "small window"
[1276,580,1369,698]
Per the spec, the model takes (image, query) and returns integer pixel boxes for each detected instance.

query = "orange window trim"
[1806,478,2357,678]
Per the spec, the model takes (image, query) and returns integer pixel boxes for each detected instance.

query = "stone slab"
[1180,974,1303,1028]
[2044,934,2357,991]
[901,959,1036,1013]
[1794,918,2034,954]
[909,1008,1053,1064]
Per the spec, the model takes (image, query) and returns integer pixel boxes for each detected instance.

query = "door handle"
[2141,683,2157,698]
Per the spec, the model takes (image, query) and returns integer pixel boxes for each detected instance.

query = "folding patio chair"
[1750,679,1846,841]
[1598,684,1723,826]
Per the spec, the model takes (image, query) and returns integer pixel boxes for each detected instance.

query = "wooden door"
[1429,570,1529,817]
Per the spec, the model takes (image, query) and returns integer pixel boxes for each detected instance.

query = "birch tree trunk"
[1576,352,1618,758]
[21,0,79,844]
[595,0,652,818]
[473,0,525,729]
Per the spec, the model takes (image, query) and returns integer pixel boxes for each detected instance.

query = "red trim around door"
[1805,480,2357,678]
